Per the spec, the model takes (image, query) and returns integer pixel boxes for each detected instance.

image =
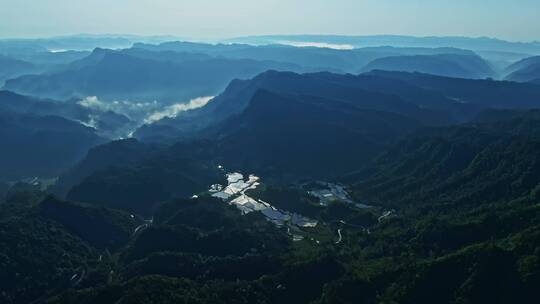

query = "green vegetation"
[4,32,540,304]
[3,106,540,303]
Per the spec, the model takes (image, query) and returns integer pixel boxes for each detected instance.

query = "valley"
[1,32,540,304]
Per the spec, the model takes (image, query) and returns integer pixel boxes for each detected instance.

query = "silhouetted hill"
[52,138,163,197]
[505,56,540,74]
[40,196,141,249]
[135,70,466,141]
[505,56,540,82]
[137,70,540,142]
[311,72,483,122]
[0,54,37,84]
[0,108,105,180]
[205,89,423,180]
[65,141,225,216]
[367,70,540,108]
[362,54,495,79]
[476,50,532,74]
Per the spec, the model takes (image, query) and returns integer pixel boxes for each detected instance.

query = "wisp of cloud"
[144,96,214,124]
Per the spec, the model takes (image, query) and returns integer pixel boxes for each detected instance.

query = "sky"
[0,0,539,41]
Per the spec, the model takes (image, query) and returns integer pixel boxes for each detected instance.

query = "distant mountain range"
[0,38,96,77]
[1,41,504,134]
[3,47,306,103]
[134,40,478,74]
[230,35,540,74]
[3,37,532,125]
[230,35,540,54]
[0,34,161,53]
[4,34,539,54]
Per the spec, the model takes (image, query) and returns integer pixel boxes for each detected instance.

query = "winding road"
[335,229,343,244]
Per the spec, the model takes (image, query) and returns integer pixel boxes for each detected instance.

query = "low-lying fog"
[77,95,214,139]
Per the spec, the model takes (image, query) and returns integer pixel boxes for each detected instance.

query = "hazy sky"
[0,0,538,41]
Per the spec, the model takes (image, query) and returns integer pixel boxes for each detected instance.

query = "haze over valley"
[1,1,540,303]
